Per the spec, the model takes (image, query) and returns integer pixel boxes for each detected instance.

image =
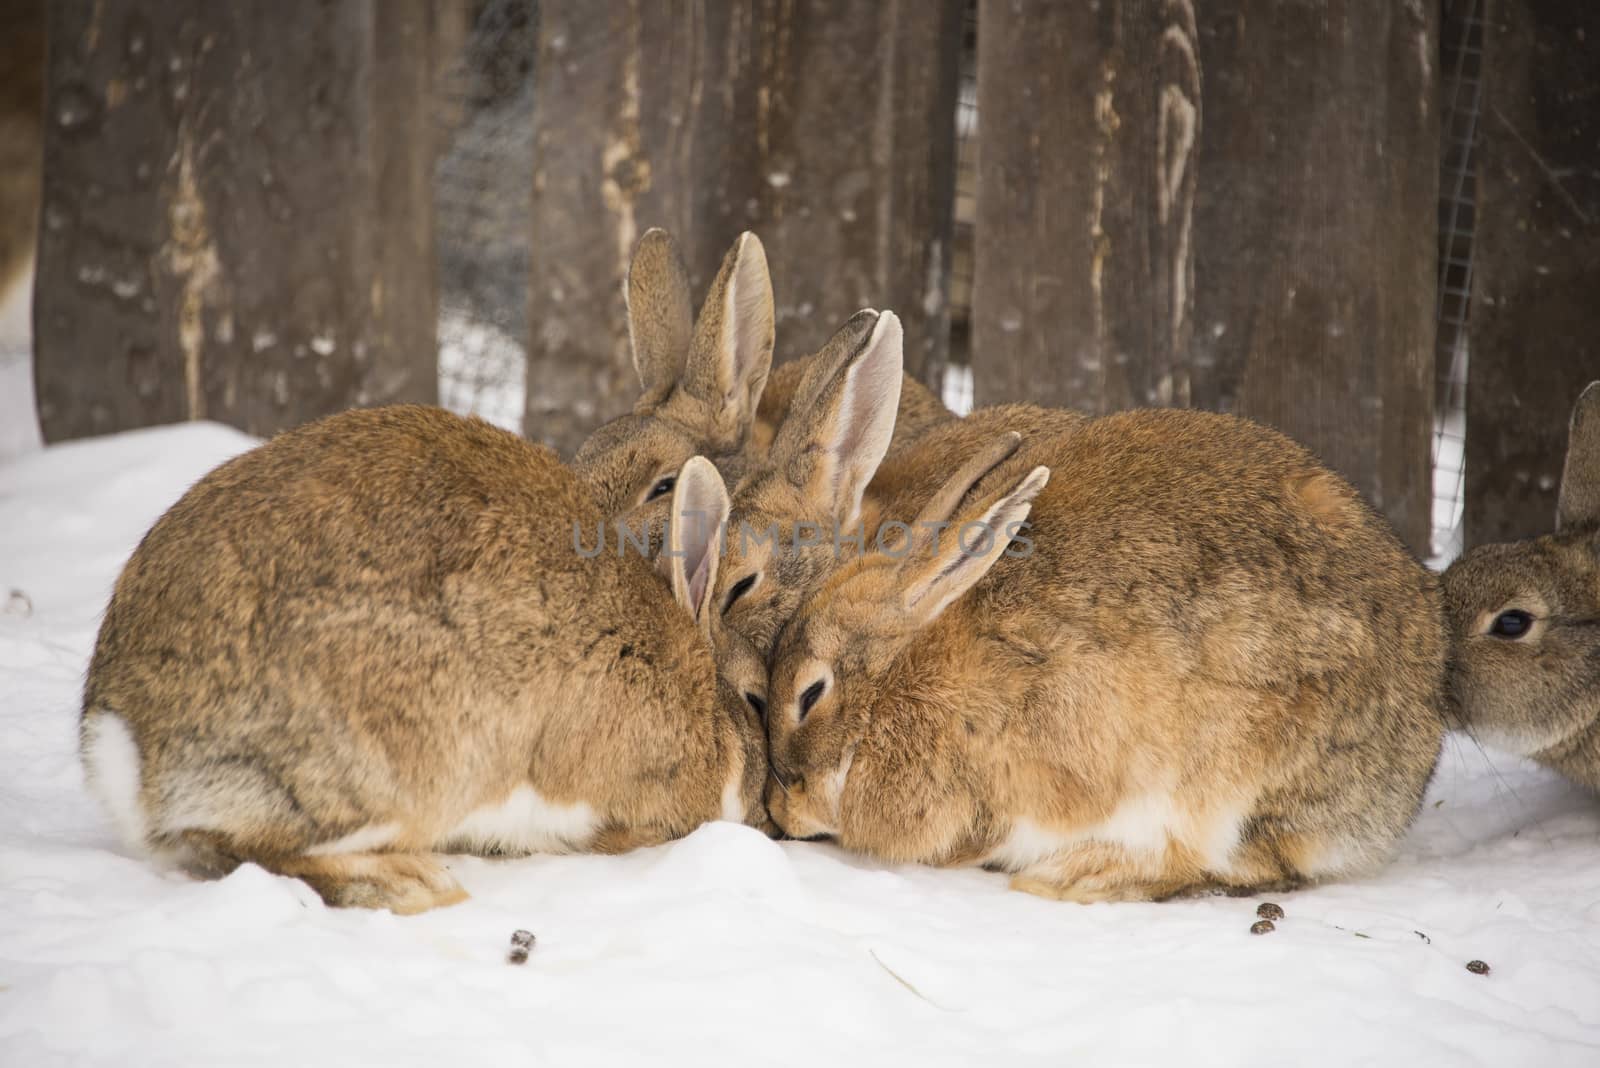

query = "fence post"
[972,0,1200,416]
[33,1,438,442]
[526,0,963,455]
[1193,2,1438,555]
[972,1,1437,554]
[1465,0,1600,547]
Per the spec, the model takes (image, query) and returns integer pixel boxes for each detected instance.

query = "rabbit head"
[713,308,904,657]
[1442,381,1600,790]
[574,229,775,539]
[662,456,775,830]
[764,439,1047,841]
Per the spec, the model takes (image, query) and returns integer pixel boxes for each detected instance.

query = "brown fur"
[573,229,953,539]
[1442,381,1600,792]
[81,406,770,913]
[721,390,1085,659]
[764,409,1447,903]
[861,404,1089,534]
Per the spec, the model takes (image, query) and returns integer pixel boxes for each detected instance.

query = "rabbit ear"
[676,232,775,444]
[768,310,904,530]
[627,229,696,400]
[883,431,1025,556]
[895,465,1050,630]
[669,457,731,630]
[1557,381,1600,531]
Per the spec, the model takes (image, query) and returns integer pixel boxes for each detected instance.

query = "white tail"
[81,710,149,852]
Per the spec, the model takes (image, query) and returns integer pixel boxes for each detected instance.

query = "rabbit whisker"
[1459,726,1526,809]
[768,764,793,797]
[1460,726,1560,848]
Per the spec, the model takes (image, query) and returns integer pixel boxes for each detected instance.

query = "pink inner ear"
[726,247,773,394]
[675,516,712,616]
[823,314,902,517]
[688,554,712,619]
[672,458,728,619]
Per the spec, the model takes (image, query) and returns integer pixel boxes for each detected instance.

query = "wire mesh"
[945,0,980,408]
[1430,0,1483,565]
[433,0,535,432]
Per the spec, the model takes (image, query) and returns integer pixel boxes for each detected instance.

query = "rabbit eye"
[744,692,768,722]
[645,475,676,502]
[1489,609,1533,639]
[724,573,759,613]
[798,679,826,721]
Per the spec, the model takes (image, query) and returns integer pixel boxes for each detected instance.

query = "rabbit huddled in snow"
[572,229,951,534]
[757,408,1447,902]
[81,406,769,913]
[1442,381,1600,793]
[79,213,1458,910]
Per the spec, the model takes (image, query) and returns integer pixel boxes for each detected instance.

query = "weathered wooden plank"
[526,0,963,455]
[1465,0,1600,546]
[1189,0,1438,555]
[972,0,1437,554]
[971,0,1201,415]
[34,1,438,442]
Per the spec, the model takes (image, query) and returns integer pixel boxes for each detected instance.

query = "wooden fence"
[29,0,1600,557]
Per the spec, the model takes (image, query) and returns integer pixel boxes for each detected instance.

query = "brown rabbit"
[713,308,908,656]
[573,229,951,534]
[718,329,1084,658]
[763,410,1446,903]
[80,406,770,914]
[1441,381,1600,792]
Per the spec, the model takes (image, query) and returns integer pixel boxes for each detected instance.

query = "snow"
[942,361,975,417]
[437,307,525,434]
[2,423,1598,1068]
[1431,400,1468,567]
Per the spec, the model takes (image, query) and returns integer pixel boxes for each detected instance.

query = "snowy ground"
[2,423,1597,1067]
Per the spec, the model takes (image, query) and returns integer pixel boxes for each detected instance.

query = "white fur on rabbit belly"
[442,785,599,855]
[984,792,1250,877]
